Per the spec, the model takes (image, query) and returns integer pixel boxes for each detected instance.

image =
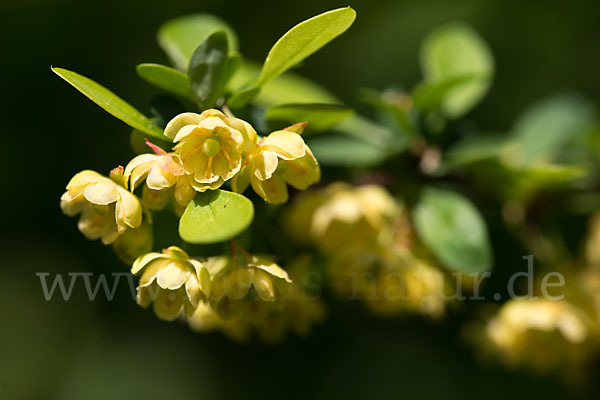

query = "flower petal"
[131,252,165,275]
[115,187,142,229]
[124,154,160,190]
[261,131,306,160]
[153,289,184,321]
[60,191,86,216]
[173,124,202,142]
[185,274,201,307]
[252,151,279,181]
[224,267,255,299]
[174,176,196,206]
[156,261,189,290]
[77,206,108,241]
[190,259,211,296]
[282,149,320,190]
[139,258,171,287]
[250,174,289,204]
[66,170,105,190]
[232,165,250,194]
[164,112,204,139]
[147,165,172,190]
[83,181,119,205]
[196,116,231,132]
[227,117,257,151]
[251,256,292,282]
[253,270,276,301]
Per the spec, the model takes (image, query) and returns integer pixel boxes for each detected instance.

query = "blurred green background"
[2,0,600,398]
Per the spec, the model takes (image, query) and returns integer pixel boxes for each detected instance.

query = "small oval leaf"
[188,30,229,110]
[52,67,166,140]
[158,14,238,70]
[136,63,193,98]
[258,7,356,86]
[179,190,254,244]
[420,23,494,118]
[510,93,597,165]
[413,187,492,273]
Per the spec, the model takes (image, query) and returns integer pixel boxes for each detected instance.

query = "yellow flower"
[233,129,320,204]
[124,140,196,212]
[286,183,401,253]
[60,168,142,244]
[483,299,599,372]
[208,254,292,304]
[164,110,257,191]
[132,246,211,321]
[328,246,447,317]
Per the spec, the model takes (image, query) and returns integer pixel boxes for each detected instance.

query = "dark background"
[2,0,600,398]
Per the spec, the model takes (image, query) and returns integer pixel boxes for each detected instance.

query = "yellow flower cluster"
[286,182,449,317]
[163,109,320,204]
[131,245,325,342]
[60,109,320,261]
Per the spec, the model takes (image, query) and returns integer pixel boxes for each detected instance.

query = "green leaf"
[52,67,165,140]
[508,93,596,165]
[179,190,254,244]
[222,52,242,87]
[413,187,492,273]
[445,135,507,167]
[188,30,229,110]
[266,103,353,132]
[136,63,193,98]
[230,60,339,106]
[307,135,387,167]
[412,74,483,112]
[257,7,356,86]
[420,22,494,118]
[158,14,238,70]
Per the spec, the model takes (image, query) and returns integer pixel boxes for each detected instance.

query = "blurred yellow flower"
[124,141,196,212]
[328,246,447,317]
[484,299,598,372]
[132,246,211,321]
[287,183,401,253]
[60,168,142,244]
[164,110,257,191]
[233,129,320,204]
